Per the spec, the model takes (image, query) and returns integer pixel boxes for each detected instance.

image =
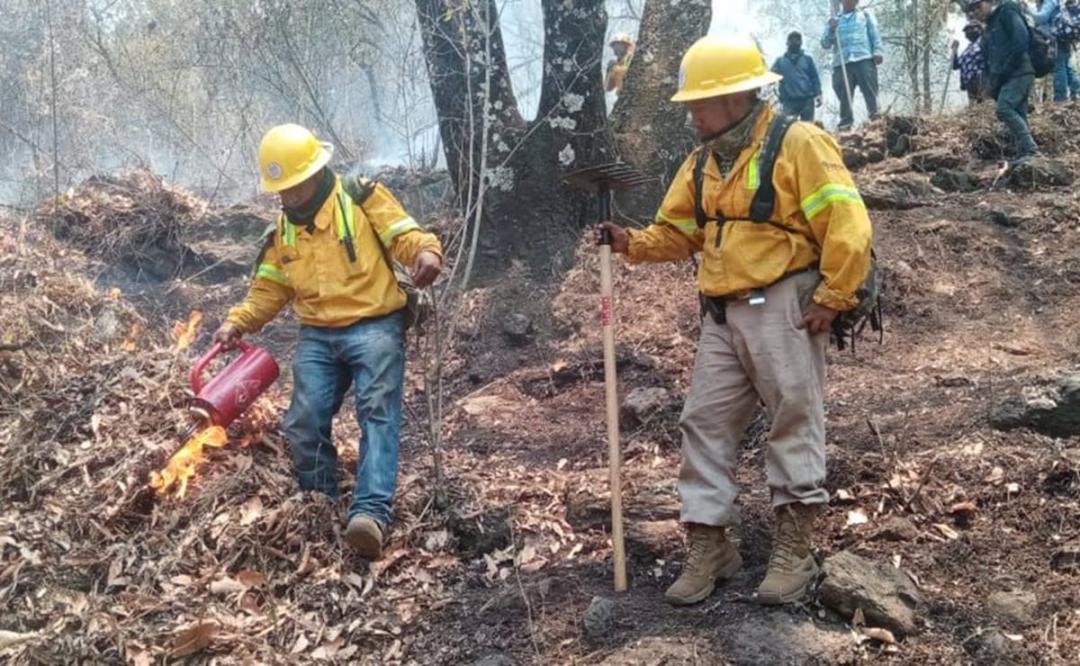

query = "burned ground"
[1,107,1079,664]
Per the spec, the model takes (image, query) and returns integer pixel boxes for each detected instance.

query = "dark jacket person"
[772,32,823,121]
[971,0,1038,159]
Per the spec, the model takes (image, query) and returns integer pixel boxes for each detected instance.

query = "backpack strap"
[693,114,799,235]
[251,222,277,277]
[341,175,378,206]
[341,174,384,263]
[692,147,722,229]
[340,176,401,274]
[748,114,797,223]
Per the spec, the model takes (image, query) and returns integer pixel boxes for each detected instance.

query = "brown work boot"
[664,524,743,606]
[756,503,821,605]
[344,514,384,561]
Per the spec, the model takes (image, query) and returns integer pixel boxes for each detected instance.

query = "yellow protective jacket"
[627,106,872,311]
[606,50,634,93]
[226,177,442,332]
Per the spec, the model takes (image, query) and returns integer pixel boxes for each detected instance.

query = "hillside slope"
[1,107,1078,665]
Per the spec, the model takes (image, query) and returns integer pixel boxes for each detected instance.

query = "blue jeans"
[1053,41,1080,102]
[283,312,405,526]
[996,74,1038,158]
[781,96,816,121]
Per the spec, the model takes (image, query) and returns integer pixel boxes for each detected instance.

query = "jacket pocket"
[280,248,317,299]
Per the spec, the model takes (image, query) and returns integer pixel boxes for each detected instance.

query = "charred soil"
[2,107,1079,664]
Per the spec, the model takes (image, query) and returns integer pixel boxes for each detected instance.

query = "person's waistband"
[833,56,875,68]
[299,307,405,332]
[700,264,818,303]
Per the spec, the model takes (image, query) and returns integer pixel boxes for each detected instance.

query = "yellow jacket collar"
[312,178,345,231]
[728,104,776,177]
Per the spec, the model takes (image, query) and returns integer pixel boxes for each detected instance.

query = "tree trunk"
[415,0,610,279]
[922,33,933,115]
[415,0,704,280]
[608,0,711,225]
[908,0,921,112]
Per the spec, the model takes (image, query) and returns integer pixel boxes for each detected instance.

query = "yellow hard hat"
[257,124,334,192]
[610,33,634,46]
[671,36,782,103]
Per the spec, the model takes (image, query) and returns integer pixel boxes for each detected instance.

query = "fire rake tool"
[180,341,280,441]
[564,162,651,592]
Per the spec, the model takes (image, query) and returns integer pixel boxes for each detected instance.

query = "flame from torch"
[150,425,228,498]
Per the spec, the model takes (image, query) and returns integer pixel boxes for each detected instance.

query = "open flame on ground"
[150,425,228,498]
[172,310,203,352]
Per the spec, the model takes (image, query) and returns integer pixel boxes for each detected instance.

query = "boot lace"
[768,509,804,572]
[685,526,716,574]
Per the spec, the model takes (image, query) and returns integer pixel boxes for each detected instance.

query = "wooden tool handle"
[599,244,627,592]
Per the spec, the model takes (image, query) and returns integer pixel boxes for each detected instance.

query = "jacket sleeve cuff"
[813,283,859,311]
[625,229,647,264]
[225,306,267,335]
[418,241,443,259]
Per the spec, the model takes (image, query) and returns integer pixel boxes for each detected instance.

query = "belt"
[699,265,820,325]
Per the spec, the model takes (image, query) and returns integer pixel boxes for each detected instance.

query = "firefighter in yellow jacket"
[214,124,443,561]
[599,37,872,605]
[605,33,635,95]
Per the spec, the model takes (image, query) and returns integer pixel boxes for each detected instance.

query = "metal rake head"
[563,162,652,193]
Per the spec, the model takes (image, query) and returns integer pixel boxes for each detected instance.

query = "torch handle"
[599,243,627,592]
[190,340,251,395]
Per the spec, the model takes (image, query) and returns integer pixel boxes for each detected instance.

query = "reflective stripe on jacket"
[226,177,442,331]
[626,105,873,312]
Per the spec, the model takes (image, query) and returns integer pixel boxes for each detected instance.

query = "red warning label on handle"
[600,296,613,327]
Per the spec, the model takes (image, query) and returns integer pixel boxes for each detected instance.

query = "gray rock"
[884,117,919,157]
[872,516,920,543]
[986,589,1038,628]
[931,168,981,193]
[842,148,869,171]
[910,150,965,173]
[472,655,514,666]
[842,146,886,171]
[820,550,924,637]
[974,628,1015,661]
[988,208,1037,228]
[620,387,678,429]
[725,611,854,665]
[1008,156,1074,189]
[990,373,1080,437]
[861,173,940,210]
[583,595,616,638]
[501,313,532,345]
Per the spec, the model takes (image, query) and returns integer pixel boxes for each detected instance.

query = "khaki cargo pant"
[679,271,829,526]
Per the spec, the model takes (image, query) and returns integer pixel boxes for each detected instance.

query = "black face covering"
[283,167,336,228]
[787,42,802,54]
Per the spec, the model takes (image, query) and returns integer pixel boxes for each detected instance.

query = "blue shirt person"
[821,0,883,130]
[1033,0,1080,101]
